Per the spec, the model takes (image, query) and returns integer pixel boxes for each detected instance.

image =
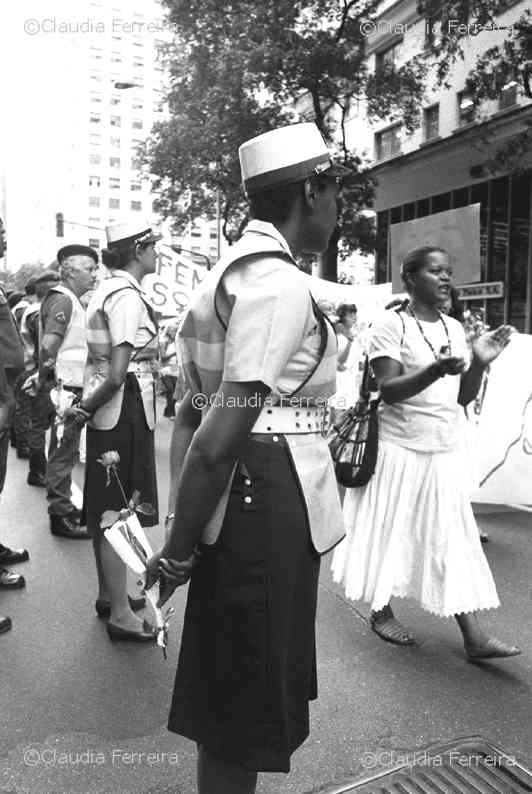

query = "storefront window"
[509,173,530,332]
[471,181,489,281]
[376,211,389,284]
[488,176,509,327]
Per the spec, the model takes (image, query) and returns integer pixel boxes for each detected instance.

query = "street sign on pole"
[456,281,504,300]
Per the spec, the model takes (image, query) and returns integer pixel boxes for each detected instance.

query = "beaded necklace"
[407,304,452,359]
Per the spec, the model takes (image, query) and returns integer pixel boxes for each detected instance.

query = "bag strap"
[288,293,329,398]
[101,285,158,363]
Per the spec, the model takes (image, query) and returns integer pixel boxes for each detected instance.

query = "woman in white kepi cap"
[69,220,162,641]
[145,123,350,792]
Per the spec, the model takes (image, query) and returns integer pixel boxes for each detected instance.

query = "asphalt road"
[0,411,531,794]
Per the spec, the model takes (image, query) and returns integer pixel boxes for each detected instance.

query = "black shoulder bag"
[328,309,405,488]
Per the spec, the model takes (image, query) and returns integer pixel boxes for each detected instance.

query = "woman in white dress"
[332,245,520,660]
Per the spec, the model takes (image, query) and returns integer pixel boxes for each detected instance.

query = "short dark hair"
[401,246,448,285]
[337,303,357,321]
[102,239,152,270]
[248,175,333,225]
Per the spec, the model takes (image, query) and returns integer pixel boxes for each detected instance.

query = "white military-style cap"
[239,122,351,197]
[106,220,162,247]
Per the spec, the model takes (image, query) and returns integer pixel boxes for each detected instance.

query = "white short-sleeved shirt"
[218,256,323,396]
[104,269,157,354]
[369,310,469,452]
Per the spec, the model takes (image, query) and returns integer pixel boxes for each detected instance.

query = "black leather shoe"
[16,448,29,460]
[0,545,29,565]
[27,472,46,488]
[95,595,146,618]
[0,615,12,633]
[106,620,156,643]
[0,568,25,588]
[50,515,90,540]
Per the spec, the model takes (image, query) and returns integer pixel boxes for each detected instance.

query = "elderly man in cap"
[35,247,98,538]
[146,122,349,793]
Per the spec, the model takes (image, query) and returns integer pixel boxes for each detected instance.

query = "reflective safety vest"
[44,285,87,388]
[84,275,159,431]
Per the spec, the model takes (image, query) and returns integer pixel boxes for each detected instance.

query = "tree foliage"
[145,0,428,276]
[145,0,532,279]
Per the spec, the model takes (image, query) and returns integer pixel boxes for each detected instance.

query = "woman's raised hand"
[472,325,514,366]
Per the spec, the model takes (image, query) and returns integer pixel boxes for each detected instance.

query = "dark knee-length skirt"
[167,435,320,773]
[82,373,159,535]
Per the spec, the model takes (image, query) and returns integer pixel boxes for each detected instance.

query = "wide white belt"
[127,360,154,375]
[251,405,328,435]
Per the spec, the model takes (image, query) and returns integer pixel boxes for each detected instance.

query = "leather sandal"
[465,638,521,661]
[95,595,146,618]
[0,568,25,589]
[106,619,156,643]
[370,614,415,646]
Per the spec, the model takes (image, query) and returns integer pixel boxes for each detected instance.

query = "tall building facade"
[6,0,220,268]
[345,0,532,330]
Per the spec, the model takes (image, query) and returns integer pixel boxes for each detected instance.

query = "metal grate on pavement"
[317,736,532,793]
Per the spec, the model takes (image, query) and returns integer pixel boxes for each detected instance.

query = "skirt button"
[272,435,279,442]
[244,496,252,504]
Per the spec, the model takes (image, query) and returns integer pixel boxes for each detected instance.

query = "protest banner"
[389,204,481,293]
[470,333,532,507]
[143,244,209,316]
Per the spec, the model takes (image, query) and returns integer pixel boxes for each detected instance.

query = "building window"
[89,197,100,207]
[89,238,100,249]
[89,175,101,188]
[130,181,141,191]
[499,80,518,110]
[90,47,103,60]
[133,58,144,69]
[109,156,121,168]
[109,198,120,209]
[90,72,102,82]
[90,92,102,104]
[423,104,439,140]
[110,136,121,148]
[89,133,101,145]
[457,90,475,126]
[376,42,399,72]
[88,217,101,224]
[210,247,218,258]
[191,246,201,253]
[132,119,143,130]
[110,96,121,106]
[209,230,218,239]
[131,200,142,211]
[89,154,101,165]
[90,112,101,124]
[375,124,401,160]
[109,177,121,189]
[110,115,121,127]
[191,229,201,237]
[132,101,144,111]
[111,52,122,63]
